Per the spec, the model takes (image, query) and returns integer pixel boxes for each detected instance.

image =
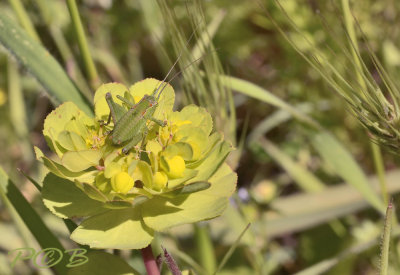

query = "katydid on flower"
[103,85,167,154]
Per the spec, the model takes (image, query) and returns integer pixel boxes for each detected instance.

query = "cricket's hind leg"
[122,127,151,160]
[121,134,143,155]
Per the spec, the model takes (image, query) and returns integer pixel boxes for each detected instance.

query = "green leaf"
[0,167,69,275]
[61,150,102,172]
[142,163,236,231]
[71,208,154,249]
[67,251,140,275]
[42,173,106,219]
[311,131,385,213]
[0,13,92,115]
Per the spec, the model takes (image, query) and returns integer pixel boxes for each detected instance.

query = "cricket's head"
[140,94,159,115]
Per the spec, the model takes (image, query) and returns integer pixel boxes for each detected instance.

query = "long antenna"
[156,49,220,100]
[153,19,203,99]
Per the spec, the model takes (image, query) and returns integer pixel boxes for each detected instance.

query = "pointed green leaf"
[164,181,211,197]
[0,167,69,275]
[0,13,92,115]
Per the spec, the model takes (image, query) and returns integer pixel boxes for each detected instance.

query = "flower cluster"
[37,79,236,249]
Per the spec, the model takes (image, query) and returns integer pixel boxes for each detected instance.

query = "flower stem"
[141,245,160,275]
[66,0,99,89]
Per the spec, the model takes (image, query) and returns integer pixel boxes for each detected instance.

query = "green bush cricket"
[104,85,167,154]
[102,49,186,154]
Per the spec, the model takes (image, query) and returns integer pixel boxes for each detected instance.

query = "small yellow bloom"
[153,171,168,190]
[164,155,185,178]
[111,172,134,194]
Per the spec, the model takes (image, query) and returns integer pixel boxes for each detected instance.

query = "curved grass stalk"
[341,0,388,206]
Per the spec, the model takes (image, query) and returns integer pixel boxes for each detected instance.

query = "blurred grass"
[0,0,400,274]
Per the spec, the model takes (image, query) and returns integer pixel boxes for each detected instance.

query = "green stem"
[66,0,99,88]
[8,0,40,42]
[379,200,393,275]
[341,0,388,204]
[194,223,216,274]
[371,142,388,205]
[8,58,33,162]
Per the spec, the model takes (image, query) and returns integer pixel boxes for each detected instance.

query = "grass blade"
[219,75,319,129]
[256,138,324,192]
[0,167,69,274]
[214,223,251,275]
[0,12,93,115]
[311,131,385,213]
[264,170,400,237]
[8,0,40,42]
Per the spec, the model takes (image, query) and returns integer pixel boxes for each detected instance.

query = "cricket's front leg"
[150,117,167,127]
[99,111,112,126]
